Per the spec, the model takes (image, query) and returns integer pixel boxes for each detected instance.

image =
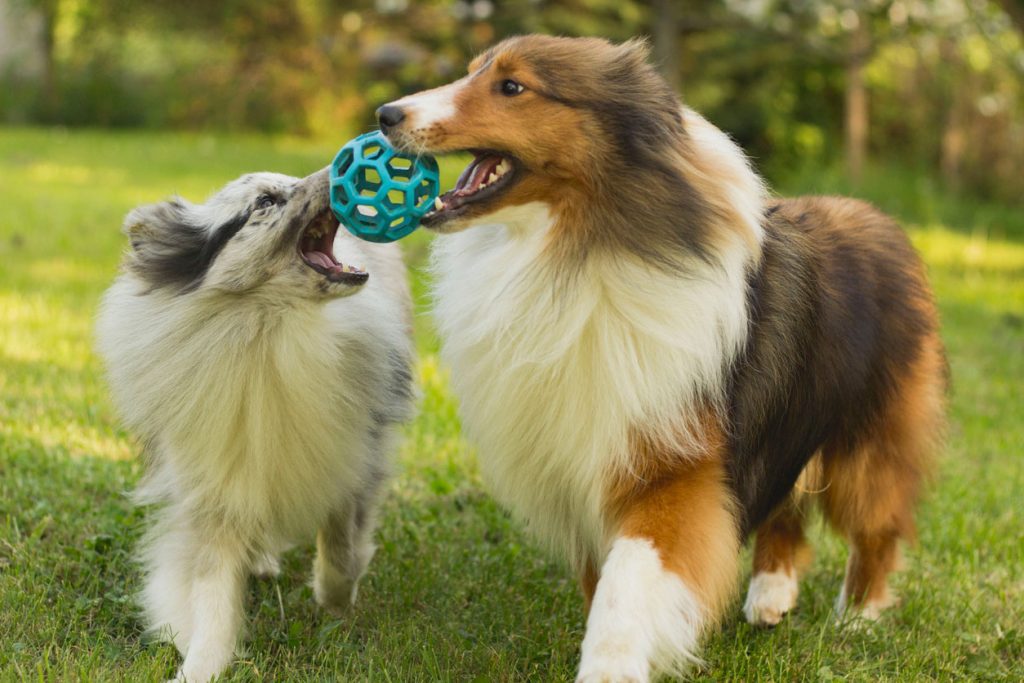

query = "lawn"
[1,127,1022,681]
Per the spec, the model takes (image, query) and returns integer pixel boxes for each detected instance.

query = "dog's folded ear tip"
[122,198,187,238]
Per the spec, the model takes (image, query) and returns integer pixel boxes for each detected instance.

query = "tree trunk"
[939,40,965,190]
[996,0,1024,32]
[653,0,681,92]
[844,15,870,184]
[39,0,59,120]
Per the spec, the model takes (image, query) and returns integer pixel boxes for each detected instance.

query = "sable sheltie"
[377,35,945,680]
[96,169,415,681]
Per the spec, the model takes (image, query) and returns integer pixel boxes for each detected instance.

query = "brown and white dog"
[378,35,945,680]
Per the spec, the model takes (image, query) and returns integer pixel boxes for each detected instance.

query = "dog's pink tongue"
[458,154,502,195]
[306,251,335,269]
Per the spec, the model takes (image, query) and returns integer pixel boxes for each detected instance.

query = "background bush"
[1,0,1022,203]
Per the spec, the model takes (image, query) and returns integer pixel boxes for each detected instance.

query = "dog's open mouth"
[422,151,517,225]
[299,210,368,285]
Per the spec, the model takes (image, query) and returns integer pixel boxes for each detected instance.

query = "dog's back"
[729,196,944,533]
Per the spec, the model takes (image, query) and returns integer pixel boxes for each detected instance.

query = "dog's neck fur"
[99,279,405,540]
[429,107,766,566]
[431,219,754,567]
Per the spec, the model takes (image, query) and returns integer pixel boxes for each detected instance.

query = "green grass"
[1,127,1022,681]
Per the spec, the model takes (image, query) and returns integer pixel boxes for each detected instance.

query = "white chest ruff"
[97,279,409,542]
[430,206,752,565]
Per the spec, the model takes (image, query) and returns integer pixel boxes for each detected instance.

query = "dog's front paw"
[576,651,648,683]
[576,666,646,683]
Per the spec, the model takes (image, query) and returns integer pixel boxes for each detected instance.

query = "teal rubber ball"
[329,131,440,243]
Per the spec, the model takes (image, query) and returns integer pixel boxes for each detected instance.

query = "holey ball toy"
[329,131,440,243]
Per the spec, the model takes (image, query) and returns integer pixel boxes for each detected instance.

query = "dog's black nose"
[376,104,406,131]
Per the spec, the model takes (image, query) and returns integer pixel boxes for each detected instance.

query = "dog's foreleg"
[576,457,739,682]
[142,511,198,653]
[174,534,247,682]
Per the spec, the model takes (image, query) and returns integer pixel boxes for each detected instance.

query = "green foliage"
[2,127,1023,681]
[2,0,1022,203]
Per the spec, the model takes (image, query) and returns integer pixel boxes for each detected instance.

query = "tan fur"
[751,495,813,578]
[821,331,945,610]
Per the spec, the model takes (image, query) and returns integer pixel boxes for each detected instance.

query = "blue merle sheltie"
[96,168,415,681]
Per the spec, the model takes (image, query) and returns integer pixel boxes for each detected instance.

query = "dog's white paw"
[576,660,647,683]
[252,552,281,579]
[743,569,798,626]
[834,584,897,628]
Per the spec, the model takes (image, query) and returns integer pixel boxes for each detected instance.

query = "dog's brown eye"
[256,195,276,210]
[500,79,525,97]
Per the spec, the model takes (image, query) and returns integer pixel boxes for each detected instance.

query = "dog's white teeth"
[496,160,510,175]
[433,197,445,211]
[487,172,497,184]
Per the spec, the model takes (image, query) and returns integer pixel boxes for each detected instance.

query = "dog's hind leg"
[821,334,944,622]
[251,551,281,579]
[313,459,387,614]
[173,530,248,683]
[313,499,377,614]
[743,486,813,626]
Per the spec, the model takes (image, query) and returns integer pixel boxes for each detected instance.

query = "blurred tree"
[996,0,1024,30]
[653,0,681,91]
[12,0,59,118]
[2,0,1021,202]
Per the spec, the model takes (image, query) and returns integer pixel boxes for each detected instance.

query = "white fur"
[97,172,413,681]
[577,538,703,681]
[743,569,799,626]
[681,108,767,251]
[835,584,896,624]
[393,82,461,130]
[431,202,755,567]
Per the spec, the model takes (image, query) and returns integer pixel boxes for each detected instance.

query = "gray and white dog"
[96,168,415,681]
